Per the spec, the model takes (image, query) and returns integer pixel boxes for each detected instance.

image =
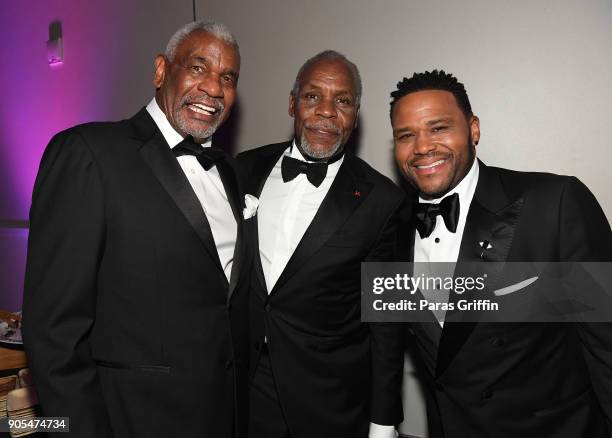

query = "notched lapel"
[138,131,225,275]
[270,155,373,294]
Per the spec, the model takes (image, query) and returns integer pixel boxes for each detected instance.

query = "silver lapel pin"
[478,240,493,259]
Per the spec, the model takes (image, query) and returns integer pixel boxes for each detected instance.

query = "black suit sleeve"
[559,177,612,430]
[365,198,405,426]
[22,130,113,437]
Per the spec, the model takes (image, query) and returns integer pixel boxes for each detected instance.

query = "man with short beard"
[237,50,405,438]
[391,70,612,437]
[23,20,251,437]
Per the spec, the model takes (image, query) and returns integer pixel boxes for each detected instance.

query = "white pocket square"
[493,276,539,296]
[243,194,259,220]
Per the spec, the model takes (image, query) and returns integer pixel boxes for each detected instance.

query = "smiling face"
[392,89,480,199]
[153,31,240,142]
[289,58,359,160]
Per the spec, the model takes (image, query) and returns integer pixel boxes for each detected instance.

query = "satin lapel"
[138,128,224,274]
[436,161,524,377]
[270,153,372,295]
[215,157,244,301]
[251,144,287,198]
[251,143,288,296]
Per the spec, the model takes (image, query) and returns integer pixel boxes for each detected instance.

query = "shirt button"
[434,237,440,243]
[482,389,493,400]
[225,360,233,370]
[190,169,196,174]
[265,304,272,312]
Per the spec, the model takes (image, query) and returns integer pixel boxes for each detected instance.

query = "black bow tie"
[281,155,328,187]
[172,135,225,170]
[413,193,460,238]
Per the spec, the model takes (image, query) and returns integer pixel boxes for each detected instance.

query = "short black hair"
[390,70,472,118]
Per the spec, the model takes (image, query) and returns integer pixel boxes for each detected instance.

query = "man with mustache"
[23,20,251,437]
[237,50,405,438]
[391,70,612,437]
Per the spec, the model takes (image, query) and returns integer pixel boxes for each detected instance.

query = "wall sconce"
[47,21,63,65]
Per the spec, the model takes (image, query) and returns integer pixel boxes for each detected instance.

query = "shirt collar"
[419,158,480,209]
[145,98,212,149]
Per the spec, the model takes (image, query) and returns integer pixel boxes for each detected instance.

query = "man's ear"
[470,115,480,146]
[288,92,296,117]
[153,55,167,89]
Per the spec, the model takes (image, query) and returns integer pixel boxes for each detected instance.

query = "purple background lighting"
[0,3,126,221]
[0,0,193,310]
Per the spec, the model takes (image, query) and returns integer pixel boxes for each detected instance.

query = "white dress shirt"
[257,141,343,292]
[414,158,479,326]
[146,98,237,281]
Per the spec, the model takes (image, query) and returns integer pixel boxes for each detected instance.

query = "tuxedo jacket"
[22,108,252,438]
[237,142,405,438]
[398,160,612,438]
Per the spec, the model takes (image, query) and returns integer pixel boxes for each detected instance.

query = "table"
[0,346,26,375]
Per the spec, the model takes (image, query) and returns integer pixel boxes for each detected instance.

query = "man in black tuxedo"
[391,70,612,437]
[237,51,405,438]
[22,20,251,437]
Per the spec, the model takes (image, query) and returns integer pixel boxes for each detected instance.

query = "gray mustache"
[182,94,224,112]
[305,122,340,134]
